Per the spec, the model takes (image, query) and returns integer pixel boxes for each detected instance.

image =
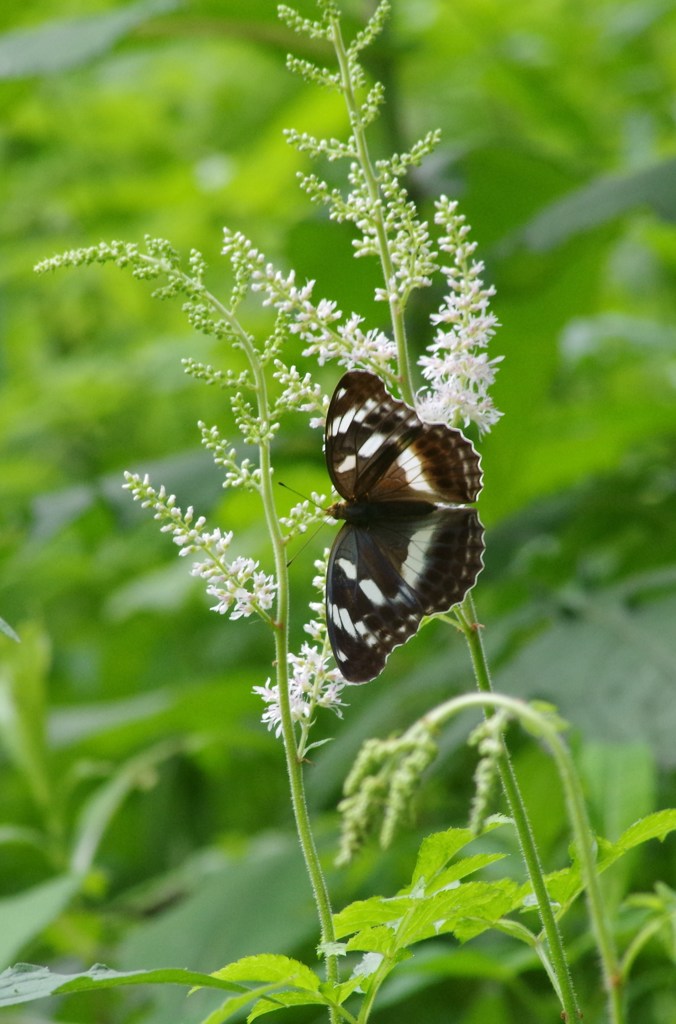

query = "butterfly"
[324,370,484,683]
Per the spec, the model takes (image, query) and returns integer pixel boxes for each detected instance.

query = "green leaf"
[70,737,194,875]
[410,822,508,888]
[614,810,676,852]
[0,963,244,1008]
[197,957,327,1024]
[212,954,320,991]
[345,925,399,955]
[410,828,477,885]
[196,986,285,1024]
[0,623,52,814]
[0,0,179,80]
[248,988,330,1021]
[334,896,413,939]
[509,157,676,252]
[580,743,657,842]
[0,876,80,968]
[396,881,521,947]
[417,853,507,895]
[343,881,521,954]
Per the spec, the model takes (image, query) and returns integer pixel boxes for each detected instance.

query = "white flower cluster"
[271,361,327,421]
[416,197,502,435]
[195,554,276,621]
[253,554,346,744]
[279,493,328,539]
[254,644,346,739]
[251,265,396,378]
[123,473,276,622]
[198,422,262,491]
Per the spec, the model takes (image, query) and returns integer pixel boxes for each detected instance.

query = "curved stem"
[455,595,581,1023]
[455,595,625,1023]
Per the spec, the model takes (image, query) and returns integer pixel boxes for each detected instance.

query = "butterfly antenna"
[277,480,325,512]
[278,481,333,568]
[286,520,332,568]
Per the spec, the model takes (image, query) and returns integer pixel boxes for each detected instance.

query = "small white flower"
[253,552,348,748]
[123,473,276,623]
[416,196,502,436]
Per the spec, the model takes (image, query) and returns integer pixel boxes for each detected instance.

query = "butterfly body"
[324,370,484,683]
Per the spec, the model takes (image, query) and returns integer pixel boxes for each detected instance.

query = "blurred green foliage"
[1,0,675,1021]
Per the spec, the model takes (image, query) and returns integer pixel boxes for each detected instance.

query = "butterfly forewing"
[325,370,485,683]
[327,508,484,683]
[325,371,482,505]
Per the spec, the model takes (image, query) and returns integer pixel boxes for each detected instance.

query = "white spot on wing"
[336,557,357,580]
[330,603,343,626]
[336,454,356,475]
[359,578,387,605]
[353,397,377,422]
[339,607,358,637]
[399,524,436,588]
[358,432,388,459]
[392,449,432,493]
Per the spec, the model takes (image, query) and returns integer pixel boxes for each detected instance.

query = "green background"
[1,0,675,1021]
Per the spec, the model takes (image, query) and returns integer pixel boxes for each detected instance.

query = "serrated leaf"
[248,988,329,1021]
[212,954,320,992]
[333,896,413,938]
[411,828,476,885]
[410,822,508,888]
[319,976,363,1004]
[396,881,521,948]
[344,881,521,955]
[197,986,277,1024]
[419,853,507,895]
[535,866,583,907]
[345,925,398,955]
[615,809,676,852]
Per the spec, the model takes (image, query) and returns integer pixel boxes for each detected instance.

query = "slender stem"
[426,687,625,1023]
[198,288,339,1008]
[456,594,581,1023]
[328,13,414,403]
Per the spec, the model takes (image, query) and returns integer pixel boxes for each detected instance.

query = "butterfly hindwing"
[325,370,485,683]
[327,508,484,683]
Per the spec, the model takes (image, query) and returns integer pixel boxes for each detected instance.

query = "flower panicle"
[416,197,502,435]
[251,262,396,379]
[123,472,276,623]
[272,360,327,418]
[336,721,439,865]
[253,551,346,753]
[198,422,262,491]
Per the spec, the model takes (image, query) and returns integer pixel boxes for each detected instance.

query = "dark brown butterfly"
[324,370,484,682]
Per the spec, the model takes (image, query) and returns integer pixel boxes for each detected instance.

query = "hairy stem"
[201,287,340,1006]
[455,595,581,1023]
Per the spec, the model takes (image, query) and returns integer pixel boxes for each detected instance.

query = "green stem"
[200,289,339,1011]
[456,595,581,1023]
[328,12,414,403]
